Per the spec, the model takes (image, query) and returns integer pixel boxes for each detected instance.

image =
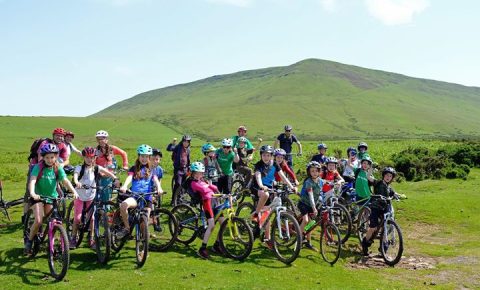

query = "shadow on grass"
[0,221,23,235]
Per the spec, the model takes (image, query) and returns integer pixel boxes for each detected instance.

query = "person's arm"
[120,174,133,192]
[273,139,279,149]
[152,175,162,193]
[61,178,79,199]
[233,148,240,163]
[70,143,83,157]
[282,163,298,185]
[73,170,81,188]
[278,170,296,192]
[99,166,117,179]
[335,172,345,185]
[296,142,303,156]
[111,145,129,169]
[255,171,265,190]
[28,167,40,200]
[307,188,318,214]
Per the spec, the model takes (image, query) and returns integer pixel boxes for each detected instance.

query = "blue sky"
[1,0,479,116]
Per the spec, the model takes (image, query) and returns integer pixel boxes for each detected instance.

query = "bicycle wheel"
[231,180,245,205]
[219,216,253,260]
[47,223,70,281]
[271,211,301,264]
[171,204,198,245]
[235,202,257,237]
[320,222,341,265]
[172,186,191,207]
[24,210,40,257]
[356,207,371,243]
[110,210,126,253]
[95,209,111,264]
[149,208,178,251]
[65,201,84,247]
[331,203,352,244]
[282,196,299,217]
[381,220,403,266]
[135,214,149,267]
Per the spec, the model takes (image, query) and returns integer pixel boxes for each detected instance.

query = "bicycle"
[172,194,253,260]
[65,184,113,264]
[23,197,70,281]
[235,187,302,264]
[322,181,353,244]
[149,190,179,251]
[366,194,404,266]
[336,184,372,242]
[110,190,152,267]
[0,180,24,222]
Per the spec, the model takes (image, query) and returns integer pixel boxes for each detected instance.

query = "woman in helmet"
[233,137,254,187]
[201,143,221,186]
[319,157,345,197]
[117,144,160,239]
[70,147,117,249]
[94,130,129,202]
[311,143,328,165]
[273,148,299,186]
[24,143,79,255]
[215,138,240,194]
[188,162,224,259]
[361,167,399,256]
[166,135,192,203]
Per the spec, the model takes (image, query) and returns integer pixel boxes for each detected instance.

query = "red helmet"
[65,131,75,138]
[82,146,96,157]
[52,128,66,136]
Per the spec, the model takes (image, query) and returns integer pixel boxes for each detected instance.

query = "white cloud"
[364,0,430,25]
[206,0,254,8]
[319,0,337,13]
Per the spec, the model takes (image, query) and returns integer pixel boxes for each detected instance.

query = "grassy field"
[0,116,479,289]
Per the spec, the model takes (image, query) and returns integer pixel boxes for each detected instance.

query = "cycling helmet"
[306,161,322,170]
[326,157,338,164]
[137,144,153,155]
[221,138,233,147]
[52,128,66,136]
[284,125,293,131]
[238,125,247,131]
[190,161,205,173]
[40,143,59,156]
[201,143,216,154]
[260,145,274,154]
[382,167,397,177]
[182,135,192,142]
[274,148,287,157]
[238,137,248,143]
[358,142,368,150]
[317,143,328,150]
[360,156,373,165]
[82,146,96,157]
[152,148,163,157]
[347,146,357,155]
[96,130,109,138]
[65,131,75,138]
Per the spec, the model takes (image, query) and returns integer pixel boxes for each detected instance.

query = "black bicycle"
[0,180,23,222]
[149,190,178,251]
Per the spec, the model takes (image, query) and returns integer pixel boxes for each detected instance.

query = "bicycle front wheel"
[331,203,352,244]
[171,204,198,245]
[356,207,371,243]
[95,209,111,264]
[320,222,341,265]
[110,210,126,253]
[230,180,245,205]
[149,208,178,251]
[135,214,149,267]
[271,211,301,264]
[381,219,403,266]
[48,223,70,281]
[219,216,253,261]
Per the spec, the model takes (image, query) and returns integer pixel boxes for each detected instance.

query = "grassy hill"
[94,59,480,141]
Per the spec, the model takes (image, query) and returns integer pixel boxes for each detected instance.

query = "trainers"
[303,241,317,251]
[197,248,209,259]
[24,239,33,255]
[211,243,224,255]
[69,237,77,249]
[263,239,274,250]
[361,237,371,256]
[89,240,96,250]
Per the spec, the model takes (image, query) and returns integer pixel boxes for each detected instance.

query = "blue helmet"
[190,162,205,173]
[137,144,153,155]
[201,143,216,154]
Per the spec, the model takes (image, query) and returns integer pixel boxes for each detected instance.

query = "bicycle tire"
[149,208,178,251]
[235,202,258,238]
[65,201,85,247]
[172,186,191,207]
[135,214,149,267]
[282,196,299,217]
[95,209,111,264]
[356,206,371,243]
[381,219,403,266]
[219,216,254,261]
[110,210,126,253]
[24,210,41,257]
[48,223,70,281]
[320,222,341,265]
[171,204,198,245]
[231,180,245,205]
[271,211,301,264]
[331,203,352,244]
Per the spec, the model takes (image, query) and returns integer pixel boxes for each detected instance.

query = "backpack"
[35,161,60,185]
[74,164,100,186]
[184,178,201,205]
[28,138,52,162]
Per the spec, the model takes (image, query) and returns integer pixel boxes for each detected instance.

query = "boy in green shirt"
[354,156,374,201]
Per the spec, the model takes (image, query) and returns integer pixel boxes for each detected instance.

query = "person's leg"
[28,202,44,241]
[71,199,83,242]
[120,197,137,231]
[255,190,269,214]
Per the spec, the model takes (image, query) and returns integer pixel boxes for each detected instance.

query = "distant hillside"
[94,59,480,140]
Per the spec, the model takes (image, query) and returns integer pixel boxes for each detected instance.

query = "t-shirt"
[355,168,371,199]
[311,154,327,164]
[276,133,298,154]
[357,152,370,162]
[253,160,281,188]
[74,164,102,201]
[234,147,254,168]
[319,170,341,193]
[216,149,235,176]
[342,159,359,177]
[149,165,164,191]
[232,135,254,150]
[128,165,156,200]
[31,163,66,200]
[300,178,323,207]
[203,157,220,182]
[190,180,218,201]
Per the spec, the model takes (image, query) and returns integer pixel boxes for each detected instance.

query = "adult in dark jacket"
[166,135,191,204]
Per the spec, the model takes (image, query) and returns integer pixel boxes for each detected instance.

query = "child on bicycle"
[320,157,345,198]
[354,156,375,202]
[189,162,224,259]
[233,137,254,187]
[361,167,398,256]
[357,142,370,161]
[311,143,328,165]
[118,145,160,238]
[215,138,240,194]
[71,146,117,249]
[25,143,79,255]
[273,148,299,186]
[298,161,323,250]
[150,148,164,194]
[201,143,221,186]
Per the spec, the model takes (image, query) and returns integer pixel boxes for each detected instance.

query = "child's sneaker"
[303,240,317,251]
[211,242,224,255]
[69,237,77,249]
[24,239,33,255]
[197,248,209,259]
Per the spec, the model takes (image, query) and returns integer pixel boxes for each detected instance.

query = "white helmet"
[96,130,109,138]
[221,138,233,147]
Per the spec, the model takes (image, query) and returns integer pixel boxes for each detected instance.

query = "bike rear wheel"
[271,211,301,264]
[135,214,149,267]
[235,202,257,238]
[231,180,246,205]
[331,203,352,244]
[48,223,70,281]
[320,222,341,265]
[172,186,191,207]
[356,206,371,242]
[95,209,111,264]
[219,216,253,260]
[149,208,178,251]
[381,219,403,266]
[171,204,198,245]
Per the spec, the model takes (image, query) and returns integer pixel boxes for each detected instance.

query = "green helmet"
[201,143,216,154]
[360,155,372,165]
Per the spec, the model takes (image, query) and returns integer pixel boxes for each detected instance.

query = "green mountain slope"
[94,59,480,140]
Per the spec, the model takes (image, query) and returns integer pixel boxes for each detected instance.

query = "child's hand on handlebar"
[75,182,83,189]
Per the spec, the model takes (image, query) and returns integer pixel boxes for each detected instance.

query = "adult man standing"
[274,125,302,168]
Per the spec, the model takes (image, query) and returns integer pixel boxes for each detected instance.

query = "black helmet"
[382,167,397,177]
[284,125,292,131]
[317,143,327,150]
[358,142,368,150]
[152,148,163,157]
[260,145,274,154]
[182,135,192,142]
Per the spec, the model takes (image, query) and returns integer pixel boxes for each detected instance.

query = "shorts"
[369,208,383,228]
[298,201,314,216]
[28,197,54,207]
[74,199,93,224]
[202,199,214,219]
[250,185,272,205]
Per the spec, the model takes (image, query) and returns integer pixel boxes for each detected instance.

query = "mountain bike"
[149,191,178,251]
[322,181,353,244]
[23,198,70,281]
[172,194,253,260]
[0,180,23,222]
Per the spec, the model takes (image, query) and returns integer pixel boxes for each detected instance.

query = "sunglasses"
[223,146,232,149]
[285,130,291,132]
